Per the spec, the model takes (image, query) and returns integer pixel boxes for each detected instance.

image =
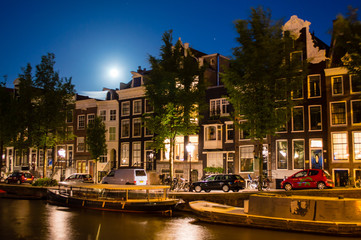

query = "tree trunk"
[43,145,47,178]
[169,137,175,188]
[258,139,264,191]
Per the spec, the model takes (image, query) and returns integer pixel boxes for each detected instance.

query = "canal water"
[0,198,359,240]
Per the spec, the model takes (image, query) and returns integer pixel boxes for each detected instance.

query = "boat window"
[135,170,146,176]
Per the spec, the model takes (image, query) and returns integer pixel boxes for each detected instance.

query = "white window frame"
[239,145,254,173]
[145,99,153,113]
[225,121,234,143]
[121,119,130,138]
[110,110,116,121]
[120,142,129,166]
[78,115,85,130]
[144,117,153,137]
[292,139,305,170]
[331,75,343,96]
[276,140,288,170]
[204,124,222,142]
[292,106,304,132]
[309,105,322,131]
[331,132,349,162]
[121,101,130,116]
[308,74,321,98]
[330,101,347,126]
[77,137,85,152]
[99,110,106,121]
[350,74,361,94]
[132,142,141,167]
[87,114,95,125]
[133,100,142,115]
[209,98,229,117]
[353,132,361,162]
[109,127,116,141]
[351,100,361,125]
[132,118,142,138]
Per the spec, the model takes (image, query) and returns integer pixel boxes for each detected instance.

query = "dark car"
[191,174,245,192]
[5,172,34,184]
[281,169,334,191]
[58,173,94,186]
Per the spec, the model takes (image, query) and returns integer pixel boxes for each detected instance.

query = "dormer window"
[133,77,142,87]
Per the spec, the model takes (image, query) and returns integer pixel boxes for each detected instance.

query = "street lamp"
[149,152,154,170]
[186,143,195,183]
[58,148,66,181]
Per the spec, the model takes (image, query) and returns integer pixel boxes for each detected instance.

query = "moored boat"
[189,194,361,236]
[48,184,179,215]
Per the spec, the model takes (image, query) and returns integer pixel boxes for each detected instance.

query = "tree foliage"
[144,30,205,180]
[222,7,305,190]
[86,116,107,183]
[331,6,361,79]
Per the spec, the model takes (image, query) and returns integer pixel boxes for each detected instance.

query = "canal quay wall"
[2,183,361,207]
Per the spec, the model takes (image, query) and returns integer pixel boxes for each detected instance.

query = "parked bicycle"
[247,175,270,190]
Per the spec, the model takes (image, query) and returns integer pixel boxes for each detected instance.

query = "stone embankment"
[2,183,361,206]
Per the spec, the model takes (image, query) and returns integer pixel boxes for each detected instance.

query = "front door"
[335,170,348,187]
[310,149,323,169]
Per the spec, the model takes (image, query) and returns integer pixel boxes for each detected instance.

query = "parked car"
[190,174,245,192]
[281,169,334,191]
[5,172,34,184]
[58,173,94,186]
[101,168,147,185]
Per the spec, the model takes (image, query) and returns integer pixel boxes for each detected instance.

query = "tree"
[86,116,107,183]
[0,76,18,174]
[222,7,305,190]
[32,53,75,178]
[144,30,205,183]
[330,7,361,80]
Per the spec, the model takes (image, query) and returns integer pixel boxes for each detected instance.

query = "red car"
[281,169,334,191]
[5,172,34,184]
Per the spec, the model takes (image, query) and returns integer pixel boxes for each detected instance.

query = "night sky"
[1,0,360,98]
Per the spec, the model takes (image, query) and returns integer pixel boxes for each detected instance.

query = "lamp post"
[58,148,66,181]
[149,151,154,170]
[186,143,195,183]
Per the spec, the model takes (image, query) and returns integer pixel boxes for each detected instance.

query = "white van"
[101,168,147,185]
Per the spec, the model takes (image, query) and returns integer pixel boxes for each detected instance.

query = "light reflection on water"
[0,199,360,240]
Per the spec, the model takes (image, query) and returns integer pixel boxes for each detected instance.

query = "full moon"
[109,68,119,78]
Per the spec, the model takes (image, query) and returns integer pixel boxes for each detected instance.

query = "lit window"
[293,140,304,169]
[353,132,361,160]
[132,142,141,166]
[121,143,129,166]
[239,146,254,172]
[332,132,348,161]
[277,140,287,169]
